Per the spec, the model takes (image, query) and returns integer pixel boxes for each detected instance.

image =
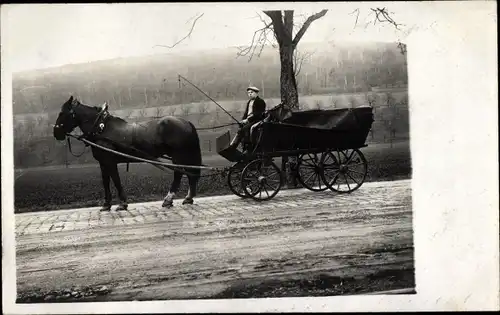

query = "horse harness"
[66,101,111,157]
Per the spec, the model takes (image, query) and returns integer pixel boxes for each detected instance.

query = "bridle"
[55,99,111,157]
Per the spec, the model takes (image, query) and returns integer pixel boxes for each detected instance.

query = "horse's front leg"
[163,171,182,208]
[109,163,128,211]
[99,162,112,212]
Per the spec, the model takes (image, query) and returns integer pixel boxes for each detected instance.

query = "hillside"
[12,41,407,115]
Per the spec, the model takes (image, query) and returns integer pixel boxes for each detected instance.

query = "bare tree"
[383,92,398,147]
[154,107,164,119]
[138,107,148,119]
[181,105,192,117]
[293,48,315,79]
[157,8,402,111]
[351,7,407,56]
[197,102,209,125]
[314,99,324,110]
[154,13,205,49]
[198,101,209,114]
[156,7,403,187]
[347,95,358,108]
[165,106,177,116]
[364,91,377,107]
[236,10,329,111]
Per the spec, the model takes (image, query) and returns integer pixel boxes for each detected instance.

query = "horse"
[53,95,202,211]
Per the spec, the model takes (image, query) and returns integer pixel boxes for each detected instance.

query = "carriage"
[57,93,374,208]
[216,105,375,202]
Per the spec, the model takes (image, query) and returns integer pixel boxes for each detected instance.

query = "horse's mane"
[89,106,128,124]
[74,99,128,124]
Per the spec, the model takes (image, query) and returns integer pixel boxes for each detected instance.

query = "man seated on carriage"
[228,86,267,154]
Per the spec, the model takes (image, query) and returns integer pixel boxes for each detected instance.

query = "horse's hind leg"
[163,170,182,208]
[183,173,199,205]
[109,163,128,211]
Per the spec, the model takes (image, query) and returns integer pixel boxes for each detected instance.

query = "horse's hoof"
[116,204,128,211]
[162,200,173,208]
[182,198,194,205]
[100,205,111,212]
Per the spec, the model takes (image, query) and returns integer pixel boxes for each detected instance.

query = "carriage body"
[218,106,375,201]
[256,106,374,156]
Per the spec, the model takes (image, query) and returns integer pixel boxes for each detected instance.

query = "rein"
[66,136,87,157]
[65,133,231,178]
[197,122,240,131]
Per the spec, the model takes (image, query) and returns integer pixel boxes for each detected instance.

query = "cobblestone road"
[15,179,413,301]
[15,180,411,236]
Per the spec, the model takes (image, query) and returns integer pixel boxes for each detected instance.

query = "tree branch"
[292,9,328,47]
[236,21,273,61]
[154,13,204,49]
[368,8,406,55]
[370,8,401,30]
[294,49,315,78]
[397,42,407,56]
[349,8,360,28]
[264,10,287,47]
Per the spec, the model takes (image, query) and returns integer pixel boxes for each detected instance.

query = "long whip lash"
[177,74,241,125]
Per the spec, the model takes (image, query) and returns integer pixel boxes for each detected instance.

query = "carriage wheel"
[320,149,368,193]
[227,163,249,198]
[241,158,283,201]
[296,153,329,192]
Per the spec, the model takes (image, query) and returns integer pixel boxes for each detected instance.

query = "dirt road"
[15,179,414,302]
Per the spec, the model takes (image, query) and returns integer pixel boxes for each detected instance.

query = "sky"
[1,2,458,73]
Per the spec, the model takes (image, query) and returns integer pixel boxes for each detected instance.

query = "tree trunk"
[279,44,299,110]
[278,44,299,188]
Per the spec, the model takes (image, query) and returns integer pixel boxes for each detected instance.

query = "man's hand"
[241,119,248,124]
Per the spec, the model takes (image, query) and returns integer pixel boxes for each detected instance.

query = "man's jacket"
[242,96,267,123]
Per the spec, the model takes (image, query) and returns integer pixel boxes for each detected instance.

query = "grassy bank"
[14,141,411,213]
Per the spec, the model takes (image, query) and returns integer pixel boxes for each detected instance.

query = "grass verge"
[14,141,411,213]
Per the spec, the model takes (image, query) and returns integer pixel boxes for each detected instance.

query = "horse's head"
[53,96,80,140]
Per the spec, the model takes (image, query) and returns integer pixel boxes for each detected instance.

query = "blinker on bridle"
[54,99,78,130]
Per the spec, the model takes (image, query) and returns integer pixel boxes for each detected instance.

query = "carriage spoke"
[242,159,282,201]
[347,162,365,167]
[345,150,355,164]
[329,173,340,187]
[305,174,319,187]
[266,179,281,186]
[343,173,351,191]
[348,169,366,175]
[301,164,318,169]
[346,172,360,185]
[323,165,340,171]
[247,182,259,193]
[263,185,270,197]
[265,182,276,191]
[304,171,316,184]
[324,168,340,177]
[322,149,367,193]
[317,174,323,189]
[302,158,317,168]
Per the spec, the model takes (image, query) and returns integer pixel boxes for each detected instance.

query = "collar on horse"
[72,99,111,140]
[67,100,111,156]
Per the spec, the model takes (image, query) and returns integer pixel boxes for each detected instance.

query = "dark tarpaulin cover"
[281,106,374,131]
[257,106,374,152]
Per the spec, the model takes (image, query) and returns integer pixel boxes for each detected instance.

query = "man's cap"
[247,86,260,93]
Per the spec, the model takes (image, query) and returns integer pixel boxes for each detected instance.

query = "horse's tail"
[188,121,202,178]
